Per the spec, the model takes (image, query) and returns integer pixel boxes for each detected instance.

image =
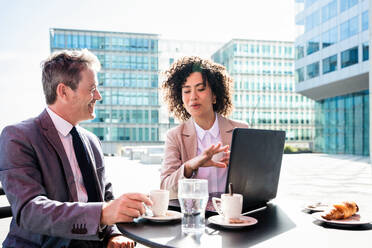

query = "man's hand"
[107,235,136,248]
[101,193,152,225]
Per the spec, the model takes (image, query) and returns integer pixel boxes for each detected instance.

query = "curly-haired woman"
[160,56,248,197]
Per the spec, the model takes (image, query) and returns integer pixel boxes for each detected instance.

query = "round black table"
[117,201,372,248]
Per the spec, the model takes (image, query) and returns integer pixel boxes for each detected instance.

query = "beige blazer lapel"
[218,114,236,147]
[182,119,198,161]
[38,110,79,201]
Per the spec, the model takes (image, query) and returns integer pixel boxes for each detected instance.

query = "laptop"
[226,128,285,212]
[169,128,286,214]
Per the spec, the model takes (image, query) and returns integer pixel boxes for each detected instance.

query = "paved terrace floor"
[1,153,371,246]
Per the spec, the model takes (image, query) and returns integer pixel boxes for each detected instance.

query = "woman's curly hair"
[162,56,233,121]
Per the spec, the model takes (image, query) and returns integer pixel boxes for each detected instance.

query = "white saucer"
[208,215,258,229]
[303,202,329,212]
[312,212,372,226]
[142,210,182,223]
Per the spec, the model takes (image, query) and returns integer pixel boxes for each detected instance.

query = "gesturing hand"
[101,193,152,225]
[186,143,230,174]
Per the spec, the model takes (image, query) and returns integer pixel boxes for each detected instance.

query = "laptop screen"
[226,128,285,212]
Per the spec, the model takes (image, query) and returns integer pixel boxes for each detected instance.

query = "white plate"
[303,202,329,212]
[142,210,182,223]
[312,212,372,226]
[208,215,258,229]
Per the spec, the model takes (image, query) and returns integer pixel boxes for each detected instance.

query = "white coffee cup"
[212,193,243,221]
[149,189,169,217]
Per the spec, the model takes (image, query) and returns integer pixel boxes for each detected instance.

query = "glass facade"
[295,0,369,156]
[314,90,369,156]
[213,40,314,145]
[50,29,160,152]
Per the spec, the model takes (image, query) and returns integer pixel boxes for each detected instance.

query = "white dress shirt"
[193,113,228,193]
[46,107,88,202]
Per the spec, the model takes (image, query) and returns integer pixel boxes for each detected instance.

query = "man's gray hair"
[41,49,101,105]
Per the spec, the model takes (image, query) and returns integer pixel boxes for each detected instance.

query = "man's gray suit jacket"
[0,110,121,247]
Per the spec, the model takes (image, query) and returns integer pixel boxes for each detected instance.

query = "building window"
[307,36,320,55]
[295,45,304,59]
[305,0,318,8]
[340,16,359,41]
[305,10,320,32]
[322,0,337,23]
[306,62,319,79]
[362,11,368,31]
[341,46,358,68]
[322,26,338,48]
[322,54,337,74]
[295,67,305,83]
[340,0,358,13]
[363,43,369,61]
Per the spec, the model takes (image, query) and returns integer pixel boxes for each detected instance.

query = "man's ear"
[56,83,69,101]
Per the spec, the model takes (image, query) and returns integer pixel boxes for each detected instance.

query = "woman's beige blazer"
[160,114,248,198]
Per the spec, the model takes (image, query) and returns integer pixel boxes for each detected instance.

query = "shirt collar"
[193,113,220,141]
[46,107,74,137]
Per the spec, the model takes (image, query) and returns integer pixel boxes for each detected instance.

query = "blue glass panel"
[363,43,369,61]
[306,36,320,55]
[78,35,85,48]
[306,62,319,79]
[322,26,337,48]
[341,46,358,68]
[322,54,337,74]
[362,11,368,31]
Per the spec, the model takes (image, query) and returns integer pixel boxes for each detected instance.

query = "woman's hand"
[184,143,230,177]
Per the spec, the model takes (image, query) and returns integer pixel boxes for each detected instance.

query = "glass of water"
[178,179,208,234]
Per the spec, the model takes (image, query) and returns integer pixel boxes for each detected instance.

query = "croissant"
[321,201,359,220]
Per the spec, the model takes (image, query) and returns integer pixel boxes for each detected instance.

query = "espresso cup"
[212,193,243,221]
[149,189,169,217]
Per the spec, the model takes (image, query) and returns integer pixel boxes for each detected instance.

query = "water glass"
[178,179,208,234]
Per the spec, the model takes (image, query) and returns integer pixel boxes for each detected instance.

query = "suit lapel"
[36,110,78,201]
[218,114,235,147]
[182,119,197,161]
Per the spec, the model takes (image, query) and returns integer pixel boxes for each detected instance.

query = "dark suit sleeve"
[0,125,103,240]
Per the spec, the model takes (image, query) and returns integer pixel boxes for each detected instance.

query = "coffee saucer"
[142,210,182,223]
[208,215,258,229]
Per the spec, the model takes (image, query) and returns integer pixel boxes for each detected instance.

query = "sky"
[0,0,295,130]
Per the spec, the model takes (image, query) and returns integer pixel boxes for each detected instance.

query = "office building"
[294,0,369,155]
[50,28,161,154]
[213,39,315,148]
